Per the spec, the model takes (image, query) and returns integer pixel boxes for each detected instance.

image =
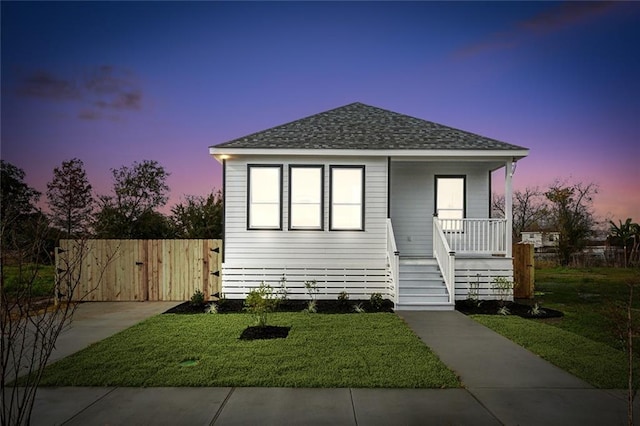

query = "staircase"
[395,258,454,311]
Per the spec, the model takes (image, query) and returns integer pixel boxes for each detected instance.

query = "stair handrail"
[386,218,400,305]
[433,217,455,304]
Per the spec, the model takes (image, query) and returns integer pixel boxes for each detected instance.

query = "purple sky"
[2,2,639,222]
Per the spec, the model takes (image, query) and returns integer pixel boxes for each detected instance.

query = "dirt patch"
[456,300,563,319]
[239,325,291,340]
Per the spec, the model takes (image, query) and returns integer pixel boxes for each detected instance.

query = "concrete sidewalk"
[24,308,637,425]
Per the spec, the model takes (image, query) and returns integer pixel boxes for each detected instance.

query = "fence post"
[513,243,534,299]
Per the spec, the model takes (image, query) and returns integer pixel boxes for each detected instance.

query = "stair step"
[399,258,438,266]
[399,294,449,304]
[395,302,454,311]
[399,287,448,296]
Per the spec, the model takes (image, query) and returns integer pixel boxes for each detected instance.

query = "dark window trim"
[434,175,466,232]
[288,164,325,231]
[247,164,283,231]
[329,165,365,231]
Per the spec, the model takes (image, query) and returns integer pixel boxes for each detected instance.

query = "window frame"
[247,164,283,230]
[288,164,324,231]
[329,165,365,231]
[434,175,466,232]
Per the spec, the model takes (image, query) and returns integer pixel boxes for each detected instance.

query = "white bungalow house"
[209,103,529,310]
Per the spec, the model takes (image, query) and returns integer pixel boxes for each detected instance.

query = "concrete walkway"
[22,307,637,425]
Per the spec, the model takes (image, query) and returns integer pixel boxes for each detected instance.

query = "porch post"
[505,159,513,257]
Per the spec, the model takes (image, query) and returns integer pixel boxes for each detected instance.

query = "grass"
[2,264,55,297]
[36,312,460,388]
[473,315,629,388]
[534,266,640,351]
[472,266,640,388]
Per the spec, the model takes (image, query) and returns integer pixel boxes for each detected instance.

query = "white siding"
[223,155,389,297]
[390,161,492,257]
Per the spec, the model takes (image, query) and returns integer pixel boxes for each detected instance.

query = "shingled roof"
[212,102,527,151]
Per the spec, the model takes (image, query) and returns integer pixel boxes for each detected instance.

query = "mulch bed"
[163,299,395,315]
[239,325,291,340]
[456,299,564,319]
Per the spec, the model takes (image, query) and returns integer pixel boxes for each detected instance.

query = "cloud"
[454,2,619,59]
[17,70,80,100]
[518,1,614,34]
[16,65,143,120]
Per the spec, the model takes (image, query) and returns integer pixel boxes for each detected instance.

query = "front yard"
[35,312,460,388]
[472,266,640,388]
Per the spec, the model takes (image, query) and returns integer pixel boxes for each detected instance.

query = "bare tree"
[545,180,598,266]
[1,162,114,425]
[492,186,550,241]
[605,272,640,426]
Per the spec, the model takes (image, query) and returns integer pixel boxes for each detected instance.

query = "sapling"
[491,276,514,314]
[304,280,319,313]
[244,282,279,327]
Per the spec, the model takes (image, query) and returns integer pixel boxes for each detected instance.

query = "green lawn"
[535,266,640,350]
[473,315,630,388]
[473,266,640,388]
[2,264,55,297]
[36,312,460,388]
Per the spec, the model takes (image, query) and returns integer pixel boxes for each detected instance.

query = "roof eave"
[209,147,529,163]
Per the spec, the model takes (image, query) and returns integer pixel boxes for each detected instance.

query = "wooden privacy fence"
[513,242,534,299]
[56,239,222,302]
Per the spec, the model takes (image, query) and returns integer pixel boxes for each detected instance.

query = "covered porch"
[387,158,517,310]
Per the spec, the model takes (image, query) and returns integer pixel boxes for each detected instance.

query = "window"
[289,165,323,230]
[330,166,364,231]
[435,176,465,231]
[247,165,282,230]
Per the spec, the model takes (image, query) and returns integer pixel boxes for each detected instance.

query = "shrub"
[244,282,279,327]
[190,289,205,306]
[369,293,384,311]
[204,303,218,314]
[353,303,365,313]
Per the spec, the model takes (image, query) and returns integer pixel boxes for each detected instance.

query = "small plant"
[337,290,350,309]
[190,289,205,306]
[491,276,514,312]
[337,290,349,302]
[467,275,483,308]
[204,303,218,314]
[216,292,229,310]
[497,305,511,316]
[353,303,365,313]
[277,274,289,300]
[244,282,279,327]
[305,280,319,301]
[528,303,546,317]
[305,300,317,313]
[369,293,384,311]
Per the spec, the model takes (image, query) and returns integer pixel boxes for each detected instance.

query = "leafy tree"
[1,161,44,258]
[171,190,223,239]
[1,161,40,231]
[94,160,170,238]
[492,186,550,241]
[46,158,94,237]
[545,180,598,266]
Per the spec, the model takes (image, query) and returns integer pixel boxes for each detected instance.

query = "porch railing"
[435,218,507,255]
[432,219,455,304]
[386,218,400,305]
